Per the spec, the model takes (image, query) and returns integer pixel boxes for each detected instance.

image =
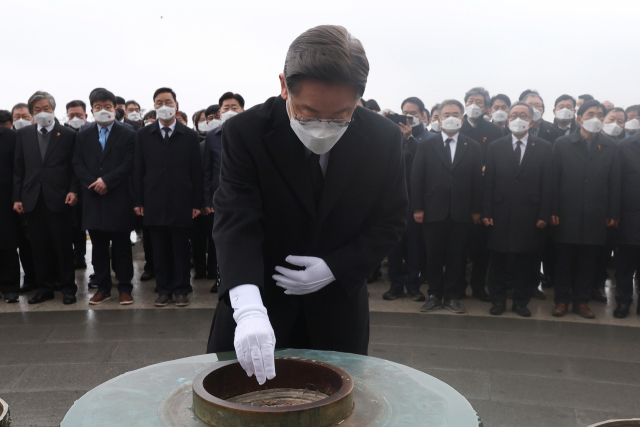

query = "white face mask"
[220,110,238,123]
[555,108,574,121]
[625,118,640,132]
[127,112,142,122]
[532,108,543,121]
[483,115,492,122]
[509,118,530,135]
[602,122,623,137]
[68,117,85,129]
[144,121,153,126]
[431,121,441,132]
[13,119,32,130]
[407,115,421,127]
[34,112,55,128]
[156,105,176,121]
[492,110,508,124]
[208,118,223,129]
[197,121,210,133]
[441,117,462,133]
[465,104,483,119]
[582,117,603,134]
[287,99,349,155]
[93,109,115,125]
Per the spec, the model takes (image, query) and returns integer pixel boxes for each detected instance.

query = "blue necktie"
[99,127,108,151]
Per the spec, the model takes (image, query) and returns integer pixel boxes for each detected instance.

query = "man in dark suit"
[13,91,79,305]
[207,25,407,386]
[552,95,579,137]
[550,100,620,319]
[482,102,553,317]
[116,96,141,131]
[620,105,639,141]
[124,100,143,131]
[0,126,20,303]
[134,87,203,308]
[523,93,562,144]
[73,89,136,305]
[460,87,503,302]
[412,99,483,314]
[383,96,434,301]
[488,94,511,136]
[614,130,640,317]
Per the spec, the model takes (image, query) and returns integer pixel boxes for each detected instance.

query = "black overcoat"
[0,127,19,250]
[461,116,504,162]
[618,133,640,245]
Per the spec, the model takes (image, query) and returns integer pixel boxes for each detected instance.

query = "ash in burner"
[227,388,330,407]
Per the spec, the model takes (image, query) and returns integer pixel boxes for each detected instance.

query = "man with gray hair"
[207,25,407,385]
[13,91,79,305]
[523,92,562,143]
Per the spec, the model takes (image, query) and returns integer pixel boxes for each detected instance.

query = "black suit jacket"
[618,133,640,245]
[411,132,483,223]
[552,132,620,245]
[461,116,504,163]
[13,121,79,213]
[134,120,203,228]
[202,125,223,209]
[73,123,136,233]
[552,119,579,138]
[0,127,19,249]
[124,117,141,131]
[532,119,562,144]
[79,120,134,132]
[483,135,552,253]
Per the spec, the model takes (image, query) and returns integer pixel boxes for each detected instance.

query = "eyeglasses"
[295,117,352,128]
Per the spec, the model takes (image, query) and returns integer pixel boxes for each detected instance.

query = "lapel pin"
[464,142,467,145]
[56,132,60,137]
[532,143,535,146]
[598,145,601,150]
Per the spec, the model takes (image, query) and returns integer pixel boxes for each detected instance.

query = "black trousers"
[142,226,154,272]
[25,195,76,295]
[425,218,469,300]
[72,203,86,262]
[614,244,640,305]
[0,248,20,294]
[488,251,536,307]
[191,214,217,277]
[17,216,37,286]
[387,211,423,293]
[554,243,598,305]
[465,223,489,293]
[149,226,192,296]
[542,226,557,285]
[88,230,133,295]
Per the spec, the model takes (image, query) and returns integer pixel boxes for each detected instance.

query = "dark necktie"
[515,140,522,165]
[307,153,324,205]
[444,138,453,166]
[586,139,592,152]
[40,128,48,135]
[163,127,171,142]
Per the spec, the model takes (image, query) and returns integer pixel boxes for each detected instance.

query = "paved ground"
[1,241,639,426]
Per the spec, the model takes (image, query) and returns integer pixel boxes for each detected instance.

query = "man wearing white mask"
[206,25,407,386]
[621,105,639,140]
[488,94,511,136]
[412,99,482,314]
[550,100,620,319]
[523,92,562,143]
[552,95,579,136]
[482,102,552,317]
[65,100,87,131]
[11,103,34,131]
[124,100,143,130]
[134,87,203,308]
[13,91,79,305]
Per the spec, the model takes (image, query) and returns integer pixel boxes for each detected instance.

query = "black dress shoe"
[443,298,465,314]
[512,304,531,317]
[489,303,506,315]
[140,271,155,281]
[28,292,55,304]
[210,283,218,293]
[366,270,382,284]
[532,288,546,300]
[193,273,206,280]
[614,304,630,319]
[19,283,36,294]
[407,290,426,302]
[590,288,608,303]
[74,260,87,270]
[420,295,442,312]
[88,280,99,289]
[472,290,491,302]
[63,294,77,305]
[4,293,19,303]
[383,288,405,300]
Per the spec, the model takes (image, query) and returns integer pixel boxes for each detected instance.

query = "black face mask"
[116,108,125,121]
[412,122,425,137]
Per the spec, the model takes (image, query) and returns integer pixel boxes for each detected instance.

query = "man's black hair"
[125,100,141,110]
[365,99,380,111]
[153,87,177,102]
[66,100,86,112]
[554,94,576,108]
[0,110,13,124]
[489,94,511,108]
[218,92,244,108]
[401,97,426,113]
[205,104,220,117]
[577,99,603,116]
[92,90,117,107]
[578,94,594,102]
[115,96,126,105]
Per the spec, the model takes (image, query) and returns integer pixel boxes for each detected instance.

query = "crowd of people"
[1,85,639,320]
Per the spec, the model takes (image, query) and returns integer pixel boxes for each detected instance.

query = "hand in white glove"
[231,285,276,385]
[273,256,335,295]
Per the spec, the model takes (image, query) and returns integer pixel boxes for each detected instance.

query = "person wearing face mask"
[382,97,435,302]
[429,105,440,132]
[412,99,483,315]
[134,87,203,308]
[488,94,511,136]
[142,110,156,127]
[620,105,640,141]
[522,93,562,144]
[72,89,137,306]
[12,103,34,131]
[192,109,207,142]
[550,100,620,319]
[114,96,139,131]
[460,87,503,303]
[206,25,407,386]
[552,95,579,137]
[13,91,80,305]
[124,100,143,131]
[482,102,552,317]
[602,107,627,140]
[79,89,134,132]
[196,104,221,137]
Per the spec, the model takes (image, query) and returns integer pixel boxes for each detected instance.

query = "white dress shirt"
[442,132,459,163]
[512,132,529,162]
[37,121,55,134]
[159,119,177,139]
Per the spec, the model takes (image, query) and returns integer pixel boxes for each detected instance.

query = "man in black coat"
[207,25,407,386]
[134,87,203,308]
[460,87,504,302]
[613,131,640,318]
[73,89,136,305]
[13,91,79,305]
[0,127,20,303]
[552,95,580,137]
[523,92,563,144]
[550,100,620,319]
[412,99,483,314]
[482,102,553,317]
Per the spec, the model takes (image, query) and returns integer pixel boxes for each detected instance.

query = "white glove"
[273,256,336,295]
[230,285,276,385]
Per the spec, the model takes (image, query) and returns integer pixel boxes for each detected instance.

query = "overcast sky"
[3,0,639,124]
